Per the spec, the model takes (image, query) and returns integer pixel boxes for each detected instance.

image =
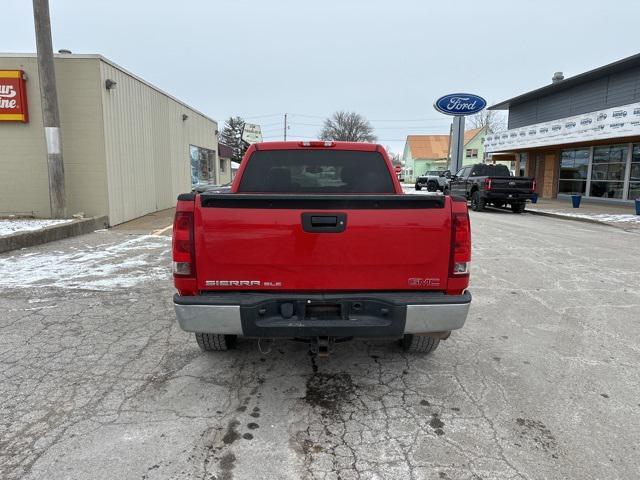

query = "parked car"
[415,170,451,192]
[449,163,535,213]
[172,141,472,356]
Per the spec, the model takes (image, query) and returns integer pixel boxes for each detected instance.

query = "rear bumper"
[173,291,471,338]
[482,191,533,202]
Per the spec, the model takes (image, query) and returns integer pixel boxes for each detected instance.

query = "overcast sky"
[3,0,639,154]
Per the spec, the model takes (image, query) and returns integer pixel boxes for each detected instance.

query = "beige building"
[0,53,227,225]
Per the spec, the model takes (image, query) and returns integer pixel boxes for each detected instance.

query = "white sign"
[241,123,263,144]
[485,101,640,153]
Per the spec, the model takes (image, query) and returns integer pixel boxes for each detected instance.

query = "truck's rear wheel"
[195,333,236,351]
[470,191,485,211]
[415,184,422,191]
[401,334,440,354]
[511,202,525,213]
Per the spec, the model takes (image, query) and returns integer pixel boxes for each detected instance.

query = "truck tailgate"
[489,176,534,193]
[194,194,452,292]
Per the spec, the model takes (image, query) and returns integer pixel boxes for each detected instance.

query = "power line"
[242,113,283,119]
[288,113,450,123]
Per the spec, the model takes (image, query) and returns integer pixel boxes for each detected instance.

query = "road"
[1,209,639,480]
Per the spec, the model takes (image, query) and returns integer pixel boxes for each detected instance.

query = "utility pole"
[284,113,288,141]
[33,0,66,218]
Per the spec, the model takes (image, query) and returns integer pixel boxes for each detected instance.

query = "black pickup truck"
[449,163,535,213]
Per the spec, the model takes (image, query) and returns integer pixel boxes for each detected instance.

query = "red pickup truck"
[172,141,471,356]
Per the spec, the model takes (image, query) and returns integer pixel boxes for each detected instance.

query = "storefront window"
[590,144,628,199]
[190,145,217,187]
[629,145,640,200]
[559,149,589,194]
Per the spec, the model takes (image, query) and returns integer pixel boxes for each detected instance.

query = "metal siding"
[508,101,538,130]
[56,58,109,219]
[0,57,50,217]
[508,67,640,128]
[100,61,218,225]
[606,68,640,105]
[536,91,572,123]
[569,78,607,115]
[0,56,108,219]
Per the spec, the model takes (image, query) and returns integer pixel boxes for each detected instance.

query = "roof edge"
[488,52,640,110]
[0,52,218,124]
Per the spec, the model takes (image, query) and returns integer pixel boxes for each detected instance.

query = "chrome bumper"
[404,302,470,333]
[174,304,243,335]
[174,293,470,336]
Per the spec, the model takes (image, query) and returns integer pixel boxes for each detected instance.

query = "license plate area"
[305,303,342,320]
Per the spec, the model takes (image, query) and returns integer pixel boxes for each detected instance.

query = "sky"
[3,0,640,155]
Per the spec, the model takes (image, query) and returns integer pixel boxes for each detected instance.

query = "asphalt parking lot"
[1,209,639,480]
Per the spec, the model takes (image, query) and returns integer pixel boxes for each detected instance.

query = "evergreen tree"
[220,116,249,162]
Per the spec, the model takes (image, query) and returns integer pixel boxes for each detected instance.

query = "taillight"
[172,211,195,277]
[450,212,471,276]
[531,179,536,193]
[484,178,492,191]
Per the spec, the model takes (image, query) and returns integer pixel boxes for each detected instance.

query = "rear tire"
[511,202,525,213]
[470,191,485,211]
[195,333,237,351]
[443,187,450,195]
[401,334,440,354]
[415,184,422,191]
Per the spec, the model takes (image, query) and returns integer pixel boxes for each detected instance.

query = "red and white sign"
[0,70,29,123]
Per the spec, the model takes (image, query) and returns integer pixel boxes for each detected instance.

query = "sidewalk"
[526,197,640,230]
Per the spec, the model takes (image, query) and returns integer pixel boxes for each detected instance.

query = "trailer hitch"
[312,336,330,358]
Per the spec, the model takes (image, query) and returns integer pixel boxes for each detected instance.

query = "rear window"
[238,150,395,193]
[471,164,511,176]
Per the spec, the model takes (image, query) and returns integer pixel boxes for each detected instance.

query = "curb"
[525,209,635,230]
[0,216,109,254]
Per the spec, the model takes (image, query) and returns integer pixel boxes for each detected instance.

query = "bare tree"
[385,145,401,167]
[318,111,377,142]
[467,109,506,133]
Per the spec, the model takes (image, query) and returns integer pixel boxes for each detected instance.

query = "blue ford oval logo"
[434,93,487,116]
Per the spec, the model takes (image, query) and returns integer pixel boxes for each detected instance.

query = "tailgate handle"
[302,213,347,233]
[311,216,338,226]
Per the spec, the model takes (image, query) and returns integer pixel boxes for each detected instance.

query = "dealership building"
[0,53,226,225]
[485,53,640,203]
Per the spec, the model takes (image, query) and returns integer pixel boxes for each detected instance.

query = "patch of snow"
[0,235,171,290]
[535,210,640,224]
[0,219,74,237]
[401,185,443,196]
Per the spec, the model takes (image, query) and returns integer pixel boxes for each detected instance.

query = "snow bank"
[0,235,171,290]
[0,219,74,237]
[401,185,443,196]
[535,210,640,224]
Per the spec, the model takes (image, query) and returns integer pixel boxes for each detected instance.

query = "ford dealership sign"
[434,93,486,116]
